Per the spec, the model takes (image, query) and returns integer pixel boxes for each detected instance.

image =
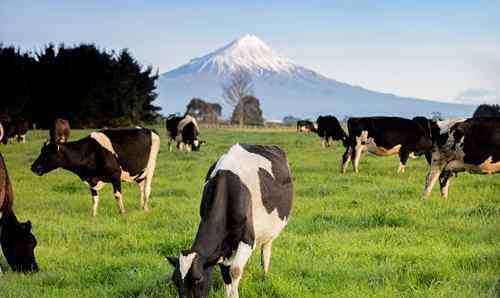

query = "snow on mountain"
[156,34,475,119]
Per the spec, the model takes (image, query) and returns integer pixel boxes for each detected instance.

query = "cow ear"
[167,256,179,267]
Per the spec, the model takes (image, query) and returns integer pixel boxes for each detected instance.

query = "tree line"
[0,44,160,128]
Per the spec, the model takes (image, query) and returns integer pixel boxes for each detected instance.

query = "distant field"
[0,128,498,298]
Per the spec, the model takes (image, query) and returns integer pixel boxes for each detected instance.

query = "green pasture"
[0,128,498,297]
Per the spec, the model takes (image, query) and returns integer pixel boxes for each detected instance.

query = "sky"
[2,0,499,104]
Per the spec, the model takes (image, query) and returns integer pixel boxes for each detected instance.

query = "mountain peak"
[166,34,298,78]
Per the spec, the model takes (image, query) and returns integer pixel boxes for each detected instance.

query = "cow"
[316,115,348,148]
[422,118,499,199]
[167,144,294,298]
[0,152,39,273]
[341,117,433,174]
[31,127,160,216]
[1,119,29,144]
[49,118,71,143]
[166,114,204,152]
[296,120,316,132]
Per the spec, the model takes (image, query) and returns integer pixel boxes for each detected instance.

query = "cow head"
[192,140,206,151]
[0,214,39,272]
[31,142,64,175]
[167,251,213,298]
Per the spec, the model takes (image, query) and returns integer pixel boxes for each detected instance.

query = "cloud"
[454,88,500,105]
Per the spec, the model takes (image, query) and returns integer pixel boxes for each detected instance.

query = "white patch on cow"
[366,139,401,156]
[92,181,105,191]
[436,118,466,134]
[179,252,197,280]
[209,144,288,246]
[90,132,117,156]
[0,123,4,142]
[193,139,199,147]
[313,123,318,130]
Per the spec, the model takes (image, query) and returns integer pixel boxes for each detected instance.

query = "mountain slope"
[156,34,475,119]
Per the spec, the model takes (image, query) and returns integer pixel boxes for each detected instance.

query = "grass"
[0,127,498,298]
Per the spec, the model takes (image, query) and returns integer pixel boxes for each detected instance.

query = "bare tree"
[221,70,254,126]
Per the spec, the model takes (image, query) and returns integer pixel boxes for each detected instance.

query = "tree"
[185,98,222,123]
[473,104,500,118]
[231,96,263,126]
[221,70,253,126]
[0,43,160,128]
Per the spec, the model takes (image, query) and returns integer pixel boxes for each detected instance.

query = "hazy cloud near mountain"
[454,88,500,105]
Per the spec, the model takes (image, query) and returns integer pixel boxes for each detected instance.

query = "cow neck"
[59,141,94,176]
[191,178,232,264]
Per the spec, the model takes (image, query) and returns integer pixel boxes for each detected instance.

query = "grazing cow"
[31,127,160,216]
[0,153,39,273]
[422,118,499,199]
[1,119,29,144]
[168,144,293,298]
[49,118,71,143]
[316,115,348,147]
[166,114,204,152]
[342,117,432,174]
[296,120,316,132]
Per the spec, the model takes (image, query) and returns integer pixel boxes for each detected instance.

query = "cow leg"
[321,138,326,148]
[178,142,184,152]
[261,240,273,274]
[352,144,363,173]
[439,171,453,199]
[21,134,26,144]
[90,189,100,216]
[423,161,444,198]
[112,181,126,214]
[228,242,253,298]
[341,146,352,174]
[219,264,233,298]
[138,180,147,210]
[398,149,410,173]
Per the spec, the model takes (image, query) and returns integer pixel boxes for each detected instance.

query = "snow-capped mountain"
[156,34,474,119]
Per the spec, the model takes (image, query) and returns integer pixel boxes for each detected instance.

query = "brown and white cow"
[342,117,432,174]
[0,152,39,273]
[423,118,500,199]
[49,118,71,143]
[168,144,293,298]
[31,127,160,216]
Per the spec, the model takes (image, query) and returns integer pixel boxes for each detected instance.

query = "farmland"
[0,128,498,297]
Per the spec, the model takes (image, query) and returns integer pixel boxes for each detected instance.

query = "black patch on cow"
[453,118,500,166]
[348,117,431,154]
[165,115,183,140]
[192,170,255,259]
[98,128,152,176]
[316,115,348,145]
[239,144,293,220]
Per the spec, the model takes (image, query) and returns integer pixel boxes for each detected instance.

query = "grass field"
[0,127,498,298]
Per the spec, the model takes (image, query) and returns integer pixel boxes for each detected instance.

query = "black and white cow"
[423,118,500,199]
[296,120,316,132]
[168,144,293,298]
[166,115,204,152]
[316,115,348,147]
[0,152,39,273]
[342,117,432,174]
[31,128,160,216]
[1,119,29,144]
